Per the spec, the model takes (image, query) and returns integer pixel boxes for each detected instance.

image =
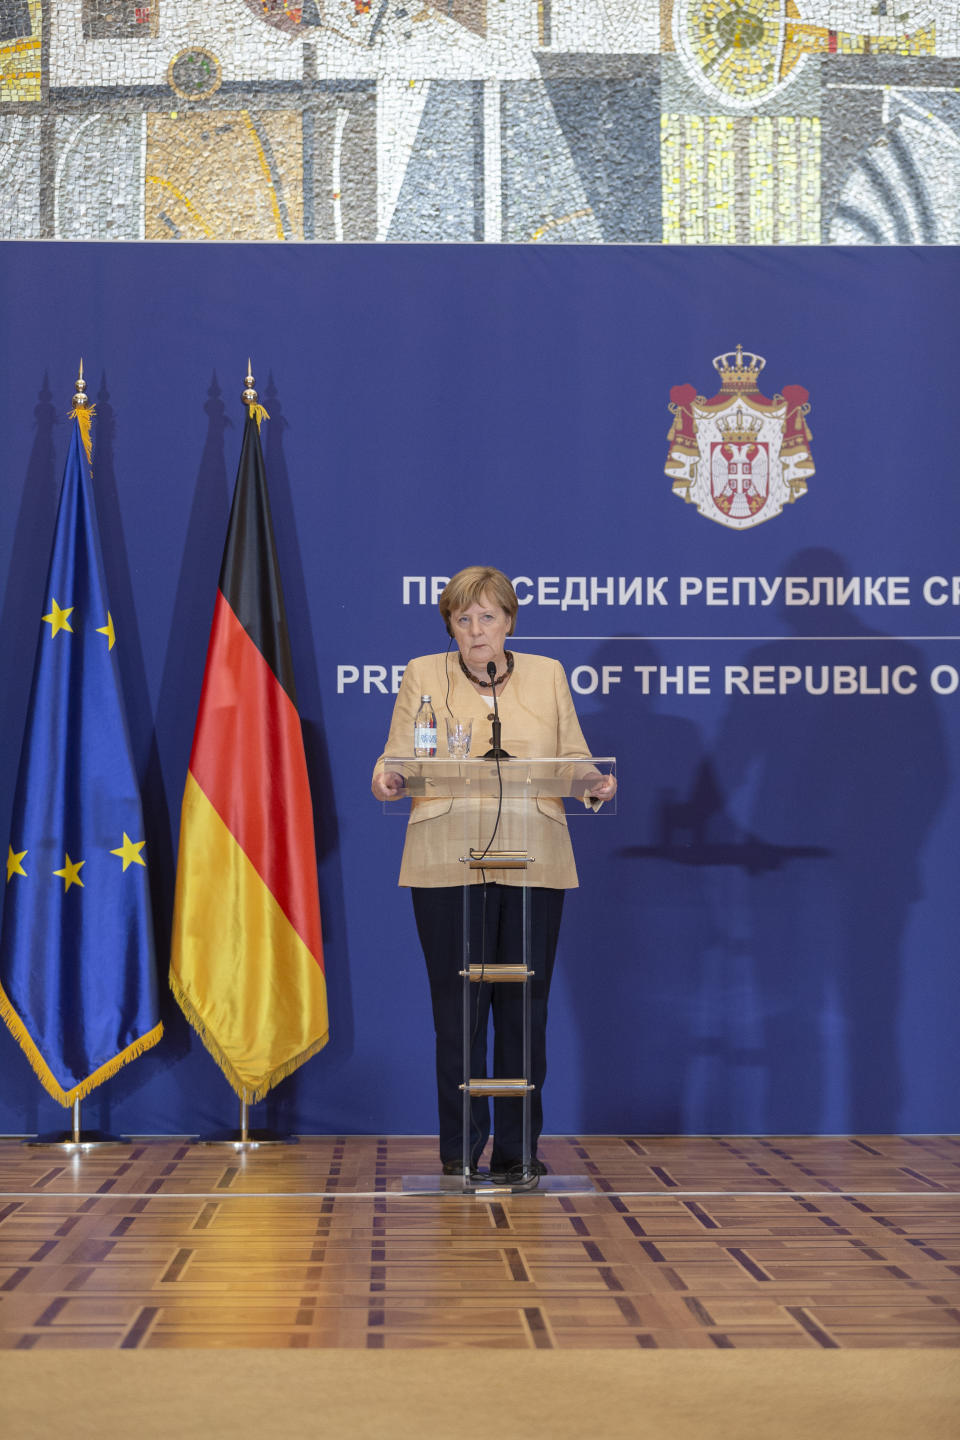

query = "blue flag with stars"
[0,411,162,1105]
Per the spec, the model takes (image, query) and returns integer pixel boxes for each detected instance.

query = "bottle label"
[414,726,437,756]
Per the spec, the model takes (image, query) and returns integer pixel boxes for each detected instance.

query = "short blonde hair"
[439,566,518,637]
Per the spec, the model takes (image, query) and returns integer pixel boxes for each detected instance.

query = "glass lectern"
[383,755,616,1194]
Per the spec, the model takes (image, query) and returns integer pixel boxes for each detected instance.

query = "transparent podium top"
[381,757,616,814]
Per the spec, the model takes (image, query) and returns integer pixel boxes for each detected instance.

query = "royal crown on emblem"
[713,345,765,392]
[717,405,762,444]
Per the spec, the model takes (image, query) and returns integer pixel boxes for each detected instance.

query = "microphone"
[483,660,512,760]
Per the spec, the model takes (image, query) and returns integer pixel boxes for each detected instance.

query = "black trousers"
[411,884,564,1168]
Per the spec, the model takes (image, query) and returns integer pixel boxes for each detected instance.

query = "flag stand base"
[195,1130,298,1149]
[195,1093,298,1149]
[25,1131,126,1150]
[23,1099,126,1149]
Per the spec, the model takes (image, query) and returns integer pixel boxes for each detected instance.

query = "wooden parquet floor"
[1,1135,958,1351]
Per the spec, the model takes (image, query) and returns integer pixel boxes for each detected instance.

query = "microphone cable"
[471,660,505,864]
[443,637,454,718]
[468,662,507,1113]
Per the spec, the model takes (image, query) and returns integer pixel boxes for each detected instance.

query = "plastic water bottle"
[414,695,437,757]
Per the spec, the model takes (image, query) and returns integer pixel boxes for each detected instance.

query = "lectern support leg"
[520,886,532,1175]
[460,886,472,1181]
[455,879,537,1191]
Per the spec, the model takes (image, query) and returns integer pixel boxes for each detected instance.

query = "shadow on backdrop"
[68,374,176,1134]
[146,373,235,1132]
[0,375,61,1135]
[705,548,948,1133]
[570,638,713,1134]
[254,375,353,1135]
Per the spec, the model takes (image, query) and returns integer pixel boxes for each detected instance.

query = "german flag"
[170,406,328,1101]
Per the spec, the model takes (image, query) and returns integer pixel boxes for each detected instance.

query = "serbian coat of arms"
[666,347,814,531]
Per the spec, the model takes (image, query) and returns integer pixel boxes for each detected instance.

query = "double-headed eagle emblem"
[666,347,814,531]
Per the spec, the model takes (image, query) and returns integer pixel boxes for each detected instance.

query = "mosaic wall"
[1,1,959,242]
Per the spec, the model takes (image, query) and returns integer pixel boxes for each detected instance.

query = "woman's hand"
[372,770,406,802]
[587,772,617,802]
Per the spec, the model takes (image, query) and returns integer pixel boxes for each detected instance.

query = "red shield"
[710,441,769,519]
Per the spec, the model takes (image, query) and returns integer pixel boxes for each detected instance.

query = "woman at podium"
[372,565,615,1184]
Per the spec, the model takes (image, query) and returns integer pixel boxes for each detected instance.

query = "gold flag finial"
[69,360,95,462]
[72,359,88,411]
[242,360,269,431]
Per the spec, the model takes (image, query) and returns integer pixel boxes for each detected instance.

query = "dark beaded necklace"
[458,651,514,688]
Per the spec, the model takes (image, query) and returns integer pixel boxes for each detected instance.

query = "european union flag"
[0,404,161,1105]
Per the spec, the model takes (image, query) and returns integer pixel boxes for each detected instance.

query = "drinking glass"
[445,717,472,758]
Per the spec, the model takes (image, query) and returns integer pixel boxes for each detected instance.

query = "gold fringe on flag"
[0,980,162,1107]
[168,968,327,1104]
[248,403,270,432]
[68,403,96,464]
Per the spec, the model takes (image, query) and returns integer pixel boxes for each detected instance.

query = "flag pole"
[197,1086,298,1148]
[27,1094,125,1148]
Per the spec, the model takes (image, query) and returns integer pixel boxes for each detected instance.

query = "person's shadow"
[568,638,715,1133]
[708,547,947,1132]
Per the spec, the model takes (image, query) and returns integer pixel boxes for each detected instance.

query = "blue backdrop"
[0,243,957,1136]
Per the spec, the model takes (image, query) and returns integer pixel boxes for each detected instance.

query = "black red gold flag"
[170,406,328,1100]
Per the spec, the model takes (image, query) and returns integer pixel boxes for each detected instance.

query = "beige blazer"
[372,651,595,888]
